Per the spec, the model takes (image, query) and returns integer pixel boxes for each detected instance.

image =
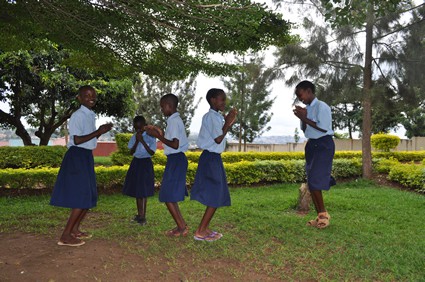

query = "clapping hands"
[225,108,237,127]
[144,125,163,138]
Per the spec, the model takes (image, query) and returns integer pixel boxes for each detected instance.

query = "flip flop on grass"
[194,232,222,242]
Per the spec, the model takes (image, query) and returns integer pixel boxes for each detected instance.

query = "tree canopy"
[1,0,293,79]
[0,42,133,145]
[223,54,275,150]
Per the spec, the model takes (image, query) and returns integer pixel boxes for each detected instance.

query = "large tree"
[0,42,133,145]
[113,74,200,135]
[1,0,293,79]
[222,54,275,151]
[387,5,425,138]
[274,0,423,178]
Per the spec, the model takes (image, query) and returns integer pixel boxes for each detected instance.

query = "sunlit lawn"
[1,179,424,281]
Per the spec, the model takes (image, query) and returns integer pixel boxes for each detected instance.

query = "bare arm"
[214,108,237,144]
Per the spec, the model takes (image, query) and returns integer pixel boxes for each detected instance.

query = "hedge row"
[0,143,423,169]
[0,146,67,169]
[111,150,425,166]
[388,164,425,193]
[0,159,362,190]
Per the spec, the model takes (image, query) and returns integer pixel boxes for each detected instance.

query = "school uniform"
[190,109,231,208]
[122,132,157,198]
[50,105,98,209]
[159,112,189,203]
[303,98,335,191]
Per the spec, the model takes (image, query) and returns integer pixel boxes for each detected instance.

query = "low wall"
[93,142,118,156]
[226,137,425,152]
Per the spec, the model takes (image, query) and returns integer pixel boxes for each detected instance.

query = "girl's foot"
[58,235,85,247]
[72,231,92,239]
[194,231,222,242]
[164,225,189,237]
[316,212,331,229]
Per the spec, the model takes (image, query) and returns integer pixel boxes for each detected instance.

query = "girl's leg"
[195,206,217,238]
[70,209,88,235]
[136,197,147,219]
[60,208,84,243]
[310,190,326,213]
[165,202,186,231]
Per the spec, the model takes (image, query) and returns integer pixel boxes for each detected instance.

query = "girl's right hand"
[225,108,237,126]
[98,123,113,134]
[144,125,162,138]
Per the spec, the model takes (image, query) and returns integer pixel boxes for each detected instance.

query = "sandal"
[164,225,189,237]
[72,231,92,239]
[194,232,222,242]
[306,217,319,227]
[57,237,85,247]
[316,212,331,229]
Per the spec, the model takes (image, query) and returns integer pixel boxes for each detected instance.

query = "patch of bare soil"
[0,233,279,281]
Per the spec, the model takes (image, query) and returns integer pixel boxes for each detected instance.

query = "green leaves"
[1,0,293,79]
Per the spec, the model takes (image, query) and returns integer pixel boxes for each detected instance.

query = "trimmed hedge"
[0,159,362,190]
[0,146,67,169]
[112,150,425,166]
[371,133,400,152]
[388,164,425,193]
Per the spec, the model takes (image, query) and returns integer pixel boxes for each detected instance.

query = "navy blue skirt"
[122,157,155,198]
[305,135,335,191]
[50,146,97,209]
[190,150,231,208]
[159,152,188,203]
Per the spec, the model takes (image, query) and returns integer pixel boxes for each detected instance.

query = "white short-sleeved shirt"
[197,109,226,154]
[163,112,189,155]
[304,98,334,139]
[67,105,97,150]
[128,132,157,159]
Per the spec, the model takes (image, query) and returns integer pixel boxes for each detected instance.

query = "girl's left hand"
[293,106,307,120]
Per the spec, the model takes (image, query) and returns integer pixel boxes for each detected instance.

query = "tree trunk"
[362,5,374,179]
[297,183,312,213]
[15,123,34,146]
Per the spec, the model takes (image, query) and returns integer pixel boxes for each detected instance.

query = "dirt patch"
[0,233,280,281]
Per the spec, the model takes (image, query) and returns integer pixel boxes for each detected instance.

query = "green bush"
[373,158,400,174]
[0,159,363,190]
[371,133,400,152]
[0,146,67,169]
[0,167,59,188]
[114,133,132,152]
[388,164,425,193]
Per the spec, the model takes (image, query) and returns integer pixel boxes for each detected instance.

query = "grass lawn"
[93,156,113,166]
[1,179,424,281]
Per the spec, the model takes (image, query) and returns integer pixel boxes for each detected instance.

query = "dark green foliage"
[0,42,133,145]
[0,146,66,169]
[0,1,293,79]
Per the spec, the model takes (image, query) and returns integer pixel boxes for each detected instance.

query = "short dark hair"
[295,80,315,94]
[78,85,96,96]
[133,115,146,124]
[206,88,225,105]
[160,93,178,108]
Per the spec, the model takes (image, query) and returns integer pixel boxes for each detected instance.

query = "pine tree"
[222,54,275,151]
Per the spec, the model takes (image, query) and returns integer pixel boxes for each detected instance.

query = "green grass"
[1,180,424,281]
[94,156,113,166]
